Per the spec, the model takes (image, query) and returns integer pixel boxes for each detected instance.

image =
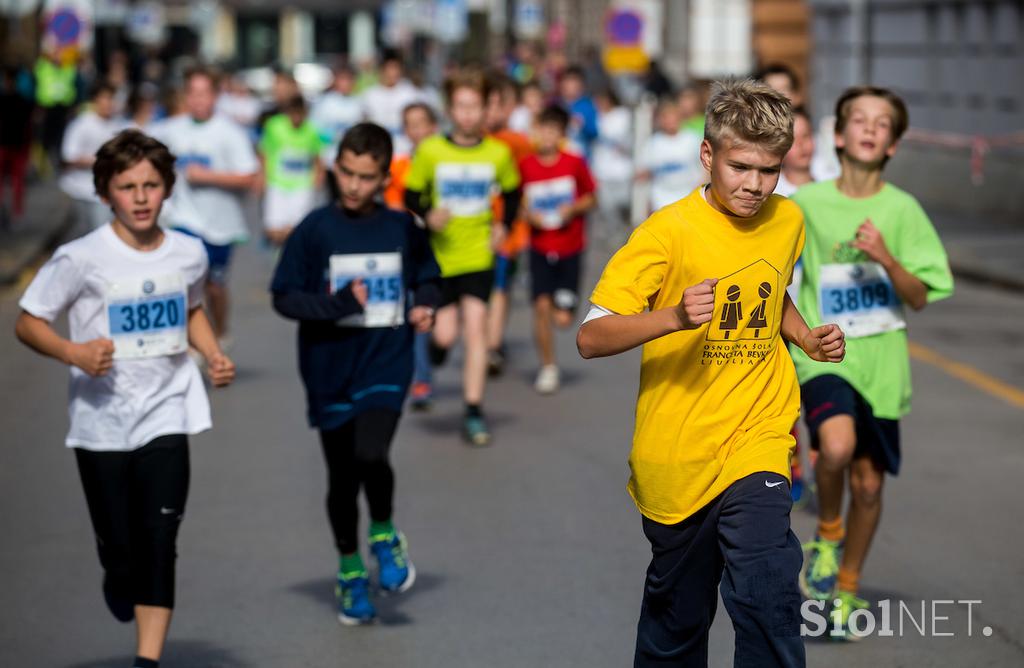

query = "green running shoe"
[800,535,842,601]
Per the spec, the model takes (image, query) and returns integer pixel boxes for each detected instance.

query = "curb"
[948,261,1024,294]
[0,195,75,286]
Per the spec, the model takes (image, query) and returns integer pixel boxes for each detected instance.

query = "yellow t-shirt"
[590,187,805,524]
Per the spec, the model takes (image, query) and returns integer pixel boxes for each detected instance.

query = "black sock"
[465,403,482,418]
[133,657,159,668]
[428,341,449,367]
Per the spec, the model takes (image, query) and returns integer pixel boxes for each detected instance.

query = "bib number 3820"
[106,273,189,359]
[819,262,906,339]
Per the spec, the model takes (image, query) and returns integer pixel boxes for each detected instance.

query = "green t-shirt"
[259,114,324,192]
[405,135,520,277]
[791,180,953,419]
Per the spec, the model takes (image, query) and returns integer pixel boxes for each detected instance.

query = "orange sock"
[837,567,860,594]
[817,516,844,542]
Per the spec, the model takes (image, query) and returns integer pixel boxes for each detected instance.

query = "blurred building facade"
[808,0,1024,219]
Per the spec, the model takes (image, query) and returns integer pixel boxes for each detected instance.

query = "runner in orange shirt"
[485,72,534,376]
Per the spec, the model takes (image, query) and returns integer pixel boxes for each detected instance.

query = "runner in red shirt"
[519,105,596,394]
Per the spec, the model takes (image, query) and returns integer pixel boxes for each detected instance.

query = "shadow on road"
[287,572,446,626]
[64,639,248,668]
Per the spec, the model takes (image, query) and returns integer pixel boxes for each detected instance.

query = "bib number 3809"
[819,262,906,339]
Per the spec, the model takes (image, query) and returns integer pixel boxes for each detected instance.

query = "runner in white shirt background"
[150,66,260,347]
[636,97,704,212]
[60,81,127,232]
[15,129,234,668]
[591,88,633,246]
[310,64,364,169]
[361,51,429,157]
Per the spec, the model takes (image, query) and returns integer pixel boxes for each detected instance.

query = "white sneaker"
[534,365,560,394]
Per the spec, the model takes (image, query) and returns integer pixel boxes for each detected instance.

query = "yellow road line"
[909,341,1024,410]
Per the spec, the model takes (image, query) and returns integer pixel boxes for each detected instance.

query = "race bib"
[525,176,576,230]
[107,273,189,359]
[819,262,905,338]
[279,149,314,176]
[329,252,404,328]
[435,162,497,217]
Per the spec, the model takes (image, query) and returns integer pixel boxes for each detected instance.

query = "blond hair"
[704,78,793,155]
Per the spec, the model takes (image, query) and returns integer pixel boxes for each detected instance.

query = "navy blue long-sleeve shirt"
[271,203,441,430]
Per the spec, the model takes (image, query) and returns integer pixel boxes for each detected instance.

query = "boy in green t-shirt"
[792,86,953,638]
[259,95,325,246]
[403,70,521,446]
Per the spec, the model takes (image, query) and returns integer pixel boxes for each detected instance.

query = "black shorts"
[529,250,581,311]
[801,374,901,475]
[439,269,494,307]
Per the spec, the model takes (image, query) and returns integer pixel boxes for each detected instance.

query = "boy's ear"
[884,139,899,159]
[699,139,714,173]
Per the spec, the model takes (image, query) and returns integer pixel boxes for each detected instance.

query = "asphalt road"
[1,235,1022,667]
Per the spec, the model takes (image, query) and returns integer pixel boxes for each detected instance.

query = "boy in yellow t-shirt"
[577,79,846,667]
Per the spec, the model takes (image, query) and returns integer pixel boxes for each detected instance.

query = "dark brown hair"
[337,123,393,173]
[444,68,491,105]
[536,104,570,131]
[184,64,221,90]
[93,129,176,198]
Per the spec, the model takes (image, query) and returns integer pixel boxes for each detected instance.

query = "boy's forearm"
[880,257,929,310]
[15,313,73,365]
[187,307,221,359]
[572,193,596,217]
[194,170,258,190]
[780,293,810,348]
[577,308,680,359]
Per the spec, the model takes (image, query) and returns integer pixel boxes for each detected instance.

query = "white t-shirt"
[310,91,364,164]
[774,173,799,197]
[59,111,127,202]
[150,114,259,245]
[19,226,212,452]
[508,105,533,134]
[361,80,424,156]
[216,92,262,129]
[640,130,704,211]
[592,107,633,182]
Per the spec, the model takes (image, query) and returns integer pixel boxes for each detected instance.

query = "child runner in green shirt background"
[259,94,325,246]
[793,86,954,639]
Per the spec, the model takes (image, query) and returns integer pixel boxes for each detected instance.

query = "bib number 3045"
[329,252,404,328]
[107,274,189,359]
[819,262,906,339]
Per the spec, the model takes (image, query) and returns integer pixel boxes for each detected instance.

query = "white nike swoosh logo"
[765,480,785,488]
[160,507,176,515]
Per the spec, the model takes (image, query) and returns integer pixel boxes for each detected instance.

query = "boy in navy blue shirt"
[271,123,440,625]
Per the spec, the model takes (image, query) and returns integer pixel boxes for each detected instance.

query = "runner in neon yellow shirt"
[404,70,521,446]
[793,86,953,639]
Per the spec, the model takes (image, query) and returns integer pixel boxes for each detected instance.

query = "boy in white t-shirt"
[637,97,704,212]
[311,64,364,169]
[15,129,234,668]
[60,81,126,230]
[150,66,260,344]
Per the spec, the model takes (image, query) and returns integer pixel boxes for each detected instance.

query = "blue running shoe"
[370,531,416,594]
[800,535,842,601]
[791,476,808,509]
[463,414,491,446]
[335,572,376,625]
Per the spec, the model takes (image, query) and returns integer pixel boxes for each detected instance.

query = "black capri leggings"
[74,434,190,610]
[319,409,401,555]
